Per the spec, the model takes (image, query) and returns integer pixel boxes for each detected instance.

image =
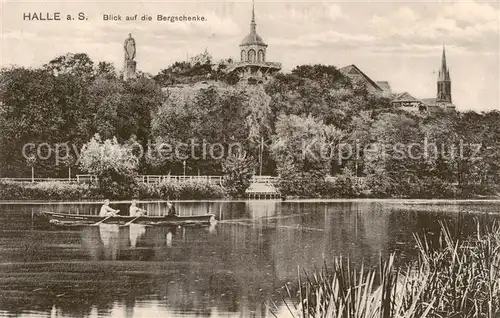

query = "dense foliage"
[0,52,499,198]
[79,135,139,197]
[0,53,163,178]
[0,180,225,201]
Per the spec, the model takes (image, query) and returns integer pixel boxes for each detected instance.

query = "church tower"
[239,0,267,63]
[437,46,452,103]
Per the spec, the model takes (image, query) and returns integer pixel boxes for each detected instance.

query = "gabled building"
[392,92,426,112]
[339,64,391,97]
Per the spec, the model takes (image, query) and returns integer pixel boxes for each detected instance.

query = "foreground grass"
[278,221,500,318]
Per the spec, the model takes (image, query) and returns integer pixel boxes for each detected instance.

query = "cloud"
[367,2,499,53]
[442,2,498,25]
[271,30,374,49]
[265,3,347,23]
[370,7,419,33]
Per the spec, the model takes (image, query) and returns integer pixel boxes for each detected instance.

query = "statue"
[124,33,136,60]
[123,33,137,80]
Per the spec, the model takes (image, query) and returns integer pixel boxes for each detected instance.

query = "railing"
[137,175,224,185]
[0,175,370,185]
[226,61,282,73]
[76,174,99,183]
[250,176,280,184]
[0,177,75,183]
[325,176,367,184]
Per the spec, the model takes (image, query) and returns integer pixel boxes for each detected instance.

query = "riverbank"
[0,180,226,201]
[0,180,498,201]
[2,198,500,205]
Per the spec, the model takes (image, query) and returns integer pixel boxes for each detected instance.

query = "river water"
[0,200,499,317]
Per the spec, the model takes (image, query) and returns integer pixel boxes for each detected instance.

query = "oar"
[121,213,145,227]
[92,214,114,226]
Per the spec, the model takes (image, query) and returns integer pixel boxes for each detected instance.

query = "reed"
[278,221,500,318]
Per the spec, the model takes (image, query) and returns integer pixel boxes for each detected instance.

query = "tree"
[44,53,95,80]
[222,151,257,197]
[79,134,139,198]
[95,61,117,79]
[270,114,343,196]
[366,113,424,196]
[151,86,251,175]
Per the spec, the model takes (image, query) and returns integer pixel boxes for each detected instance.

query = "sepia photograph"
[0,0,499,317]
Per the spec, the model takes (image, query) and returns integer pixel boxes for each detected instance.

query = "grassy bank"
[279,175,499,200]
[279,222,500,318]
[0,179,498,201]
[0,181,226,201]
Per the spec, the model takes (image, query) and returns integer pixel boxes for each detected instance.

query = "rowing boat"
[39,211,216,227]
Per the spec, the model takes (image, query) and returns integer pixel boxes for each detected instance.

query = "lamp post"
[183,160,186,176]
[26,156,36,183]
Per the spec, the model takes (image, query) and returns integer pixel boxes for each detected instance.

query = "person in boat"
[99,199,120,216]
[129,200,147,216]
[166,201,177,217]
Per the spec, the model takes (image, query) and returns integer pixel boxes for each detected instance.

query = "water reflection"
[0,200,499,317]
[129,224,147,248]
[79,223,206,262]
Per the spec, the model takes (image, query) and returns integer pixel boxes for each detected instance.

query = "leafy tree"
[44,53,95,80]
[270,114,343,196]
[222,151,257,197]
[95,61,117,79]
[365,113,424,196]
[79,134,139,198]
[151,86,251,175]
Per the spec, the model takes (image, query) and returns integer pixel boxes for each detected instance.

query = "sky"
[0,0,499,111]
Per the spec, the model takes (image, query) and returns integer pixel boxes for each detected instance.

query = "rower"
[129,200,147,216]
[166,201,177,217]
[99,199,119,216]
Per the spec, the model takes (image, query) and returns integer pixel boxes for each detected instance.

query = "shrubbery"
[134,181,226,200]
[0,180,226,201]
[0,181,100,200]
[277,171,497,199]
[0,177,496,201]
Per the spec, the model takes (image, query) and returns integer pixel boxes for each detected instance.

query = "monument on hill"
[123,33,137,80]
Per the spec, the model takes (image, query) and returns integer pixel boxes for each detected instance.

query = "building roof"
[339,64,383,92]
[240,33,266,46]
[393,92,421,102]
[421,97,455,108]
[240,3,267,47]
[376,81,391,93]
[421,98,437,105]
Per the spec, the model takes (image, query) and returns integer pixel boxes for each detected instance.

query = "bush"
[321,172,367,198]
[278,172,327,198]
[133,181,226,200]
[0,180,226,201]
[408,177,458,199]
[0,181,100,200]
[155,181,226,200]
[458,183,497,198]
[222,154,256,198]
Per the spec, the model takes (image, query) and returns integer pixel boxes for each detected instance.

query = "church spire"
[438,45,450,81]
[250,0,256,34]
[437,45,452,103]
